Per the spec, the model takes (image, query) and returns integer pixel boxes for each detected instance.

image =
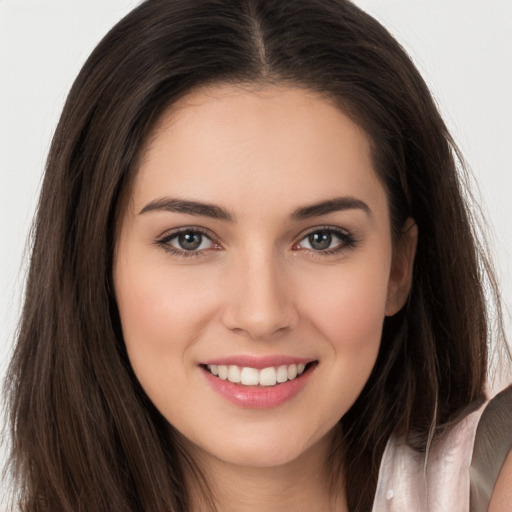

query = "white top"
[371,386,512,511]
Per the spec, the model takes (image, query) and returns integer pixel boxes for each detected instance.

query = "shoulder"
[372,384,512,512]
[478,384,512,512]
[372,404,484,512]
[489,448,512,512]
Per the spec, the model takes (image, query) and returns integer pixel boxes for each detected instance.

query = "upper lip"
[200,355,316,369]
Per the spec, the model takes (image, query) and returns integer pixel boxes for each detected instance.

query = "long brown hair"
[4,1,503,510]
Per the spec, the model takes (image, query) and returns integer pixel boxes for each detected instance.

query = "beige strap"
[470,385,512,512]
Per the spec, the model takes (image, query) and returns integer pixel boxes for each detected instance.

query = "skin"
[489,449,512,512]
[114,84,417,511]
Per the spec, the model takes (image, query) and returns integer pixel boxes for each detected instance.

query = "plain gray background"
[1,0,511,491]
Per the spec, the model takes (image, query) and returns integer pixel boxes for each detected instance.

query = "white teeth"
[206,362,310,387]
[228,365,241,383]
[218,365,228,380]
[276,365,288,383]
[241,367,259,385]
[259,367,277,386]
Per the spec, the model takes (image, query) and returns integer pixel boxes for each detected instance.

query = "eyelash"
[155,226,358,258]
[155,227,220,258]
[293,226,358,256]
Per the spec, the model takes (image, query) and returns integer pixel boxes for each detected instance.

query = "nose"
[221,250,299,340]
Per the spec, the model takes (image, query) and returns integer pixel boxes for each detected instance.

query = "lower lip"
[201,365,315,409]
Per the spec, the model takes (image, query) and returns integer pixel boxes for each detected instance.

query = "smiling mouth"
[202,362,317,387]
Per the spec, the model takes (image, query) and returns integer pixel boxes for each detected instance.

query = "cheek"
[114,259,220,392]
[116,258,219,338]
[299,259,390,350]
[324,282,386,349]
[293,255,390,420]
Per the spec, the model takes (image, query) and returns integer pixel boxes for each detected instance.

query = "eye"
[170,231,211,251]
[294,228,355,253]
[157,228,219,255]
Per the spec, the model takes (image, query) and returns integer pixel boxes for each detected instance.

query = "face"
[114,85,416,471]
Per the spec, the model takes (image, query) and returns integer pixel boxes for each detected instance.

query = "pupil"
[309,232,332,250]
[178,232,202,250]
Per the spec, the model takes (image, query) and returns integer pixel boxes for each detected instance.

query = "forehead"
[131,84,387,218]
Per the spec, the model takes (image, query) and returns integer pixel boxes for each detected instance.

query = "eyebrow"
[139,198,234,221]
[139,196,371,221]
[290,196,371,220]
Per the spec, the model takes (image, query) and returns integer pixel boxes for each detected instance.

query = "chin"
[187,421,335,470]
[221,444,306,468]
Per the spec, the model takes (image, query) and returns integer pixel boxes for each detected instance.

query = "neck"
[182,430,348,512]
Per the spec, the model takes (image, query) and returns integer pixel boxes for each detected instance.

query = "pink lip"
[200,360,317,409]
[201,355,314,369]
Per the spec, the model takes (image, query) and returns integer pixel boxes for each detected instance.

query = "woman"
[4,0,511,510]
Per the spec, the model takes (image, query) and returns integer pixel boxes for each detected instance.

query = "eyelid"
[156,225,218,241]
[155,225,358,258]
[155,226,222,257]
[293,225,357,254]
[294,225,351,243]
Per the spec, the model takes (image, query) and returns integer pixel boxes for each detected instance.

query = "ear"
[385,218,418,316]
